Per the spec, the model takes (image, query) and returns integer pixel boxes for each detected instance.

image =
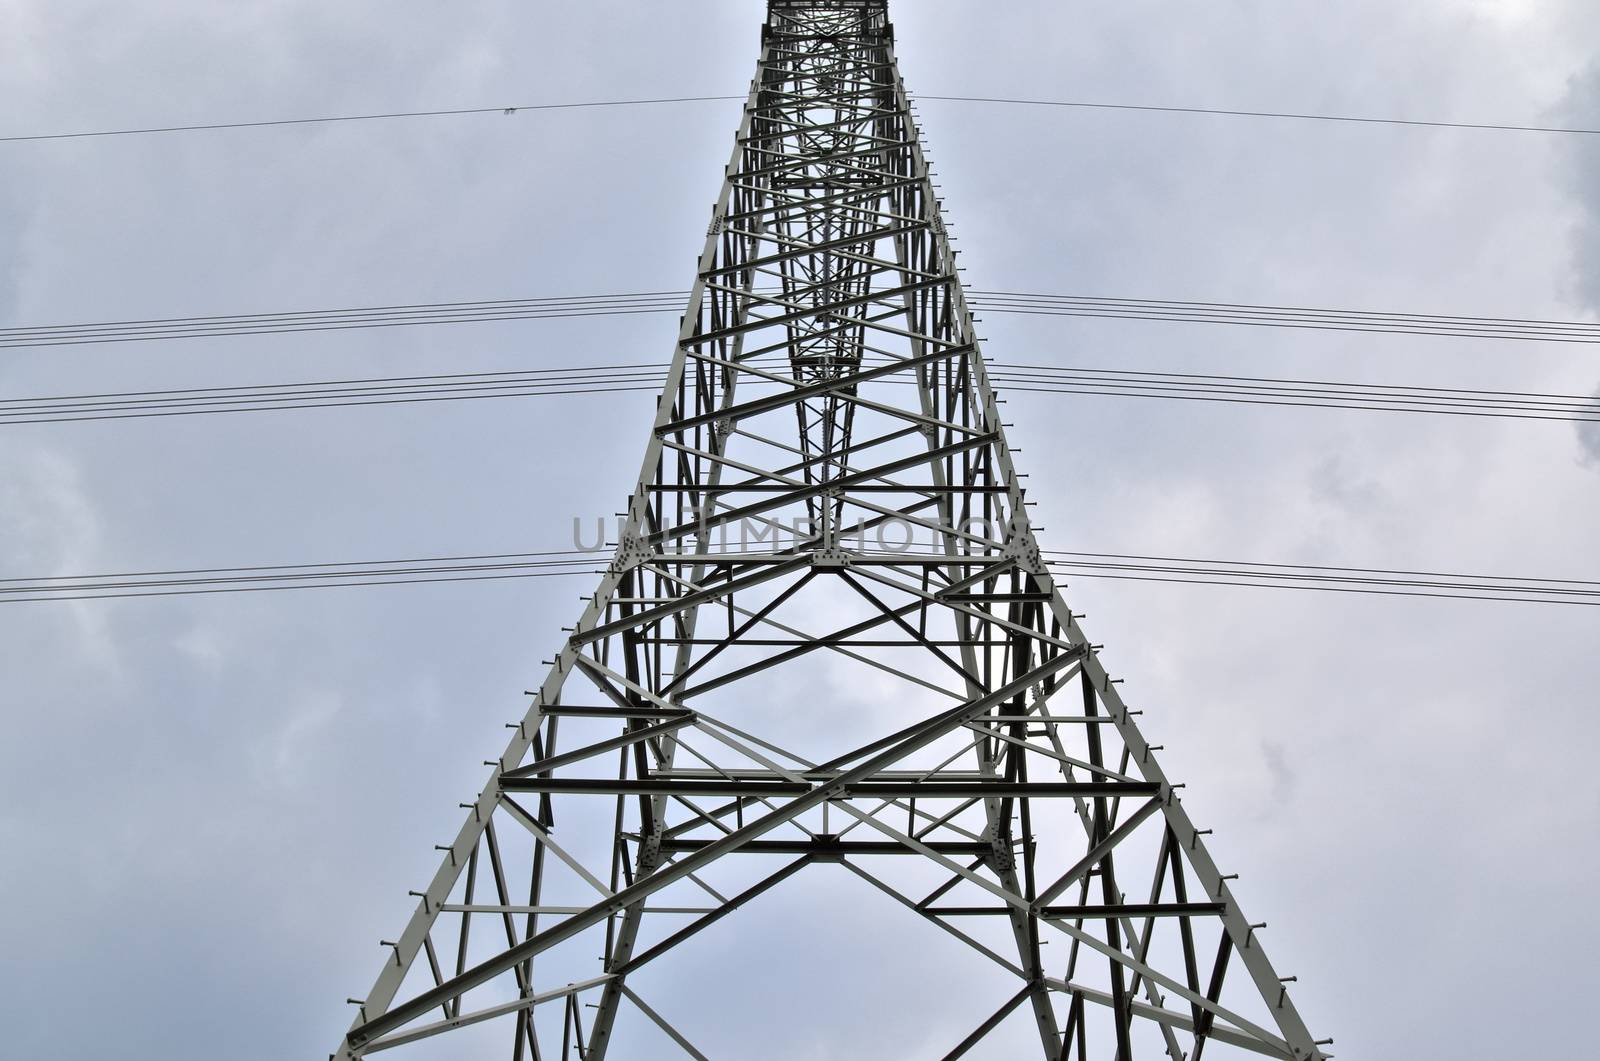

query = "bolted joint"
[810,545,853,570]
[1001,512,1046,575]
[612,533,653,573]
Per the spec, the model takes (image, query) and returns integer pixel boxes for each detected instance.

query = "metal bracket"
[613,533,653,573]
[810,546,853,570]
[1002,513,1046,575]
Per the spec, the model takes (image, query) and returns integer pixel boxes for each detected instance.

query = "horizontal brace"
[500,778,808,796]
[844,781,1159,798]
[941,592,1054,602]
[984,715,1118,724]
[648,483,1009,494]
[439,904,713,915]
[931,903,1227,919]
[536,706,693,719]
[599,555,1010,569]
[662,768,990,781]
[645,638,1009,647]
[661,837,990,857]
[499,777,1158,800]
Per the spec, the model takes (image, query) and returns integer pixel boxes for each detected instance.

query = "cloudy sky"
[2,0,1598,1057]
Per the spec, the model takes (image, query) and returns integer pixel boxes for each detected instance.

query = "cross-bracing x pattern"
[333,3,1327,1058]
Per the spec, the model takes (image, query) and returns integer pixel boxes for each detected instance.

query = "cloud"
[1578,387,1600,467]
[5,1,1600,1058]
[0,443,122,670]
[1556,65,1600,470]
[1307,452,1389,517]
[252,687,343,788]
[0,444,99,570]
[1560,62,1600,310]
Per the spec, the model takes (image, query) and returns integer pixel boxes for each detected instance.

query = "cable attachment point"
[811,545,853,569]
[1002,512,1046,575]
[613,533,653,573]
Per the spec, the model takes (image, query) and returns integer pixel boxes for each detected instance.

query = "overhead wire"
[984,366,1600,424]
[0,96,746,144]
[6,289,1598,351]
[1042,550,1600,606]
[4,359,1595,427]
[911,94,1600,137]
[5,546,1597,606]
[0,292,691,349]
[966,292,1600,345]
[4,88,1592,600]
[5,91,1597,145]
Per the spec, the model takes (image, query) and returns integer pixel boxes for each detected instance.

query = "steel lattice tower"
[335,3,1327,1057]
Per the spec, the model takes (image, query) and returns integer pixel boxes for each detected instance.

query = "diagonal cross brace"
[346,649,1082,1049]
[658,342,970,437]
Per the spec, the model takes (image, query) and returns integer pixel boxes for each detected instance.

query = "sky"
[2,0,1599,1057]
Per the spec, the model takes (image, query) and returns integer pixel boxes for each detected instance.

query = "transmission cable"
[6,92,1597,145]
[0,97,745,144]
[7,289,1597,351]
[4,359,1595,427]
[911,94,1600,137]
[5,546,1597,607]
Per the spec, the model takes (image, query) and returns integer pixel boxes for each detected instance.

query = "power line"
[0,292,689,349]
[0,549,607,602]
[913,94,1600,137]
[1047,548,1600,590]
[0,366,670,424]
[1044,568,1596,608]
[4,359,1594,427]
[5,546,1596,606]
[7,91,1596,145]
[1043,549,1600,604]
[985,366,1600,424]
[967,292,1600,344]
[6,288,1599,352]
[0,96,745,144]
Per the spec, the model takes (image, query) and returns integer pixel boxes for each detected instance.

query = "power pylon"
[334,2,1327,1057]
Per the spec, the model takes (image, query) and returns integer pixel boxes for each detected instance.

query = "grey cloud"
[1307,453,1388,517]
[1561,62,1600,313]
[4,1,1600,1058]
[1578,387,1600,467]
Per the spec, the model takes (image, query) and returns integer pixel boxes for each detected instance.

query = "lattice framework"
[334,4,1327,1058]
